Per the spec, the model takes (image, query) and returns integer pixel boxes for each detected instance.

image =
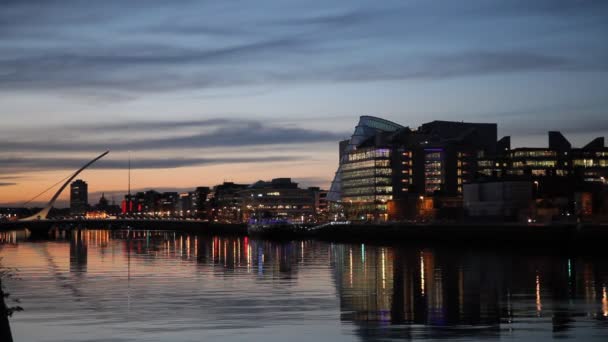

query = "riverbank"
[0,219,247,236]
[309,222,608,247]
[2,219,607,246]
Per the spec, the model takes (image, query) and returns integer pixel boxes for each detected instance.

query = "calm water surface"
[1,229,608,341]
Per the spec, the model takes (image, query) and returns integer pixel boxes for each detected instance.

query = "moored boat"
[247,218,311,237]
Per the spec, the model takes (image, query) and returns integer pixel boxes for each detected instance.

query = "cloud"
[472,102,608,136]
[73,118,234,132]
[322,51,604,83]
[271,8,386,28]
[0,119,347,153]
[1,43,604,95]
[0,1,606,96]
[0,182,17,187]
[0,155,302,174]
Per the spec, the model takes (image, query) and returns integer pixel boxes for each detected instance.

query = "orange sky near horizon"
[0,158,335,207]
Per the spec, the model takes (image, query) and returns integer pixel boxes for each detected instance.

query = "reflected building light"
[233,241,237,265]
[243,237,249,269]
[237,239,241,266]
[186,236,190,259]
[361,244,365,264]
[349,247,353,287]
[584,263,596,306]
[420,252,425,296]
[603,286,608,317]
[431,265,443,314]
[258,247,264,275]
[212,239,215,263]
[536,274,542,315]
[381,248,386,289]
[247,244,252,271]
[179,236,183,257]
[224,240,227,267]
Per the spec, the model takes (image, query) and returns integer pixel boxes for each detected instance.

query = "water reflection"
[1,229,608,341]
[332,243,608,340]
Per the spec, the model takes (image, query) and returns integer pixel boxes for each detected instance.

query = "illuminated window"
[512,150,557,158]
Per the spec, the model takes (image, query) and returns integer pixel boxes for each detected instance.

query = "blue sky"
[1,0,607,203]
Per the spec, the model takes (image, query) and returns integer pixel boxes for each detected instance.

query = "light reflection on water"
[1,229,608,341]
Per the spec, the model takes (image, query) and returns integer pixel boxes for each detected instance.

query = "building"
[309,187,329,217]
[571,137,608,183]
[70,179,88,215]
[333,116,500,221]
[93,193,120,215]
[332,117,607,222]
[328,116,404,203]
[463,181,532,220]
[191,187,211,218]
[209,182,248,222]
[159,192,179,215]
[240,178,319,223]
[340,145,393,220]
[177,192,193,215]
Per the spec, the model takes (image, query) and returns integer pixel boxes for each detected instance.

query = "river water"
[1,229,607,341]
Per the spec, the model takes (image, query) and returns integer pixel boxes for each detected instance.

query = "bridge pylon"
[20,151,110,221]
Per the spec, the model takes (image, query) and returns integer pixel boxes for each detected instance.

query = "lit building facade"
[240,178,320,223]
[341,147,393,220]
[209,182,249,222]
[571,138,608,183]
[333,117,607,222]
[333,117,498,221]
[328,116,404,202]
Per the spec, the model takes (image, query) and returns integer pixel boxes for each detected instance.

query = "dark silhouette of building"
[93,193,120,216]
[192,187,210,218]
[209,182,248,222]
[70,179,88,215]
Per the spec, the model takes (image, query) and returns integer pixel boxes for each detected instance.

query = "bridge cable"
[21,174,71,207]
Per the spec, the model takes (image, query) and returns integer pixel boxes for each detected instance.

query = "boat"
[247,218,311,237]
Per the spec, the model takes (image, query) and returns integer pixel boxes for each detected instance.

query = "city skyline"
[2,0,608,204]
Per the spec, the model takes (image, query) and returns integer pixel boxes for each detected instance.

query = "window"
[348,148,391,161]
[512,150,557,158]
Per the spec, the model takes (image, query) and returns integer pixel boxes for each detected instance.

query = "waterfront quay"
[2,219,608,248]
[311,222,608,247]
[0,219,246,235]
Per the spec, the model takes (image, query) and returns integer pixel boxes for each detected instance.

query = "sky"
[1,0,607,206]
